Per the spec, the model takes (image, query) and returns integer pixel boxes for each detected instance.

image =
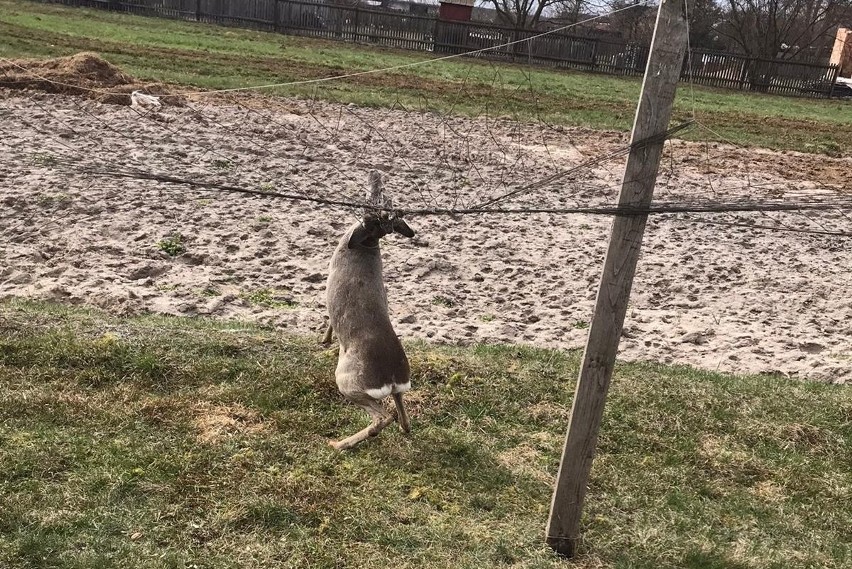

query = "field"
[2,87,850,382]
[1,0,851,155]
[1,1,852,568]
[1,300,851,568]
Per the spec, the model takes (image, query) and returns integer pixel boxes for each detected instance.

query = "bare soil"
[2,82,850,383]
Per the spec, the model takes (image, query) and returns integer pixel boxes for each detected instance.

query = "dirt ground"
[2,66,851,383]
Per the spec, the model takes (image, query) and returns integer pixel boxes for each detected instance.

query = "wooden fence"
[685,49,840,97]
[43,0,843,98]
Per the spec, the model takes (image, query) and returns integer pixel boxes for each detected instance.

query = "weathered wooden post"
[826,65,839,98]
[273,0,281,33]
[353,3,362,43]
[545,0,689,558]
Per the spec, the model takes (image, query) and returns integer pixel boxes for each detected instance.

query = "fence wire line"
[3,57,638,213]
[0,0,705,212]
[77,164,852,218]
[10,98,849,238]
[2,93,341,203]
[3,4,849,240]
[682,0,697,119]
[471,120,695,210]
[6,54,598,212]
[674,117,852,238]
[0,1,651,99]
[674,218,852,238]
[68,119,694,215]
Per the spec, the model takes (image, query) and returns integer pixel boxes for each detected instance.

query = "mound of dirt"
[0,52,183,106]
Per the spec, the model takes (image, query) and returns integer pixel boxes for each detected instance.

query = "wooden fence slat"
[41,0,841,99]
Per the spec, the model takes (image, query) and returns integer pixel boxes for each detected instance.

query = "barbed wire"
[471,121,695,210]
[3,53,630,215]
[6,91,849,239]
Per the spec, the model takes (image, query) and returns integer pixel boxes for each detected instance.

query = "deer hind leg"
[329,394,395,451]
[392,392,410,433]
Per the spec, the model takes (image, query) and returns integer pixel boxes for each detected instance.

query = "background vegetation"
[1,0,850,155]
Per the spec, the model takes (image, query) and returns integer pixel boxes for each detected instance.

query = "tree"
[479,0,580,29]
[717,0,852,60]
[606,0,657,44]
[551,0,589,24]
[687,0,725,49]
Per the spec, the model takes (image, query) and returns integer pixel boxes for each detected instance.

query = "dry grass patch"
[192,402,271,443]
[497,443,553,485]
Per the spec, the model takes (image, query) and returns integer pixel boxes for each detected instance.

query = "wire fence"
[3,1,852,396]
[2,1,850,240]
[7,91,848,239]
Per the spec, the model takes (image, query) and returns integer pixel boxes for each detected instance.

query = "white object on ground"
[130,91,162,112]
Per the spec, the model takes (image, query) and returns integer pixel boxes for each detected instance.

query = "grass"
[0,300,850,568]
[1,4,851,565]
[432,295,456,308]
[240,287,298,308]
[1,0,851,155]
[157,234,185,257]
[30,152,58,167]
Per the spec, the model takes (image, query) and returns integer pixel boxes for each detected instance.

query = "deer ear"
[393,219,415,238]
[347,224,373,249]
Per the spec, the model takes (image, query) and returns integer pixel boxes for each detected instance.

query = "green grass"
[240,287,298,308]
[2,0,851,155]
[157,234,185,257]
[0,300,850,568]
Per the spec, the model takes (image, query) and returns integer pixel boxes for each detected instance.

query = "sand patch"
[1,83,850,383]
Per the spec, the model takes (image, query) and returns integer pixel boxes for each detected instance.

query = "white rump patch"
[392,382,411,394]
[364,384,393,400]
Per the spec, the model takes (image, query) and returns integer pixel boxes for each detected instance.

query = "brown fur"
[325,213,414,450]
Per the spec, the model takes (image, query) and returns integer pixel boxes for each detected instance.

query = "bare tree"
[479,0,579,29]
[717,0,852,61]
[688,0,725,49]
[606,0,657,43]
[552,0,589,23]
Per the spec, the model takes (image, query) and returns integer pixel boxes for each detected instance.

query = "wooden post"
[738,57,751,91]
[353,4,361,43]
[545,0,688,558]
[273,0,280,33]
[279,0,293,34]
[589,39,598,72]
[827,65,838,98]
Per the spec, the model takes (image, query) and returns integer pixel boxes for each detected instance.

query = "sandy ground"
[1,89,851,383]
